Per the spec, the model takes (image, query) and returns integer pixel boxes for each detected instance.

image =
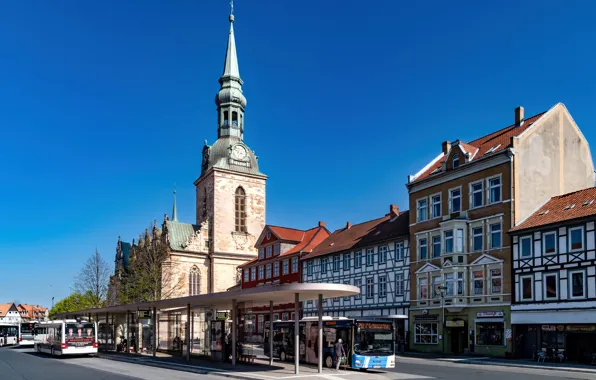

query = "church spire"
[215,0,247,140]
[172,185,178,222]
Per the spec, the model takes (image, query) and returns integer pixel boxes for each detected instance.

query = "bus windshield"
[354,328,393,355]
[65,323,95,347]
[21,323,34,335]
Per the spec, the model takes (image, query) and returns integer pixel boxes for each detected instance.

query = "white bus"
[0,323,18,347]
[18,322,37,347]
[35,319,98,356]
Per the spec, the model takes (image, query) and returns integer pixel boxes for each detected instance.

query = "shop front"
[409,306,512,357]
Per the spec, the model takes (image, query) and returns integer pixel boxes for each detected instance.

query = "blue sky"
[1,0,595,307]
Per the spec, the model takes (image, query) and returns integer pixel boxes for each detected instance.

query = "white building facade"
[510,187,596,362]
[301,206,410,346]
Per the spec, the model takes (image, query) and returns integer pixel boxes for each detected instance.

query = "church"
[107,5,266,353]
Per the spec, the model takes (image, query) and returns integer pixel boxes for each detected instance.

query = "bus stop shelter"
[54,282,359,374]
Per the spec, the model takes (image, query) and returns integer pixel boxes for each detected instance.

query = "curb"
[96,354,261,380]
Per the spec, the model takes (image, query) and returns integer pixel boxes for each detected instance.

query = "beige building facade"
[406,104,594,357]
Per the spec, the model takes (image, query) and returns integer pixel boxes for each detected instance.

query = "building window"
[234,187,247,232]
[490,223,502,249]
[321,258,328,275]
[258,248,264,260]
[291,312,296,320]
[569,270,586,299]
[266,246,272,258]
[366,278,374,298]
[419,238,428,260]
[445,273,455,296]
[266,264,272,278]
[444,231,454,254]
[274,262,280,277]
[343,253,351,270]
[432,275,442,298]
[472,270,484,295]
[283,259,289,275]
[189,266,200,296]
[543,272,558,300]
[395,273,404,296]
[354,278,362,299]
[431,194,441,218]
[273,313,279,321]
[472,226,483,252]
[452,153,460,169]
[251,267,256,281]
[333,255,340,272]
[379,245,388,263]
[291,257,298,273]
[568,226,584,251]
[344,281,351,301]
[244,269,249,283]
[432,235,441,258]
[259,266,264,280]
[395,242,404,260]
[449,188,461,213]
[415,323,438,344]
[379,276,387,298]
[354,251,362,268]
[418,277,428,300]
[306,261,313,276]
[366,248,374,266]
[456,229,464,253]
[543,232,557,255]
[519,235,532,258]
[520,275,533,301]
[476,322,504,346]
[417,198,428,222]
[274,244,280,256]
[470,181,484,208]
[490,268,502,294]
[487,176,502,204]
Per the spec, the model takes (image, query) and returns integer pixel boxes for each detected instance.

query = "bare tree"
[74,249,111,308]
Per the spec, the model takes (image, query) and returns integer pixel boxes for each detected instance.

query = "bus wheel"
[280,351,287,362]
[325,354,333,368]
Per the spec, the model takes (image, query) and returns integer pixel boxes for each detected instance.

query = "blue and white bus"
[268,317,395,370]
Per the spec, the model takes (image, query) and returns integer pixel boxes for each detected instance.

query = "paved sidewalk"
[96,352,387,380]
[396,352,596,374]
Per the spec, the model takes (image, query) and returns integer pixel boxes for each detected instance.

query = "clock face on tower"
[231,144,248,161]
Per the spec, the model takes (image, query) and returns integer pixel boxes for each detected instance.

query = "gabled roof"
[411,111,546,182]
[268,226,306,243]
[302,209,409,260]
[511,187,596,232]
[0,303,16,316]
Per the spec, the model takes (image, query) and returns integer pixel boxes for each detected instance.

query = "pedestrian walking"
[334,338,346,370]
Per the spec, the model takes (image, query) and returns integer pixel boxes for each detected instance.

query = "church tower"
[194,3,266,292]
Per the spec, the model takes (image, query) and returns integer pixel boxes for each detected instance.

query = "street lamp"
[435,285,447,355]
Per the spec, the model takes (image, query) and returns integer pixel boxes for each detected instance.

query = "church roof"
[201,136,265,178]
[166,220,201,251]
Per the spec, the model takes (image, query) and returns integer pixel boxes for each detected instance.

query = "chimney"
[515,106,524,126]
[442,141,451,155]
[346,222,352,230]
[389,204,399,217]
[318,221,326,228]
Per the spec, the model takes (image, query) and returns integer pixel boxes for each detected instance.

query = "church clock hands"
[231,144,247,161]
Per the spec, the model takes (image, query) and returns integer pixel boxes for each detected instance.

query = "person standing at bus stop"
[334,338,346,370]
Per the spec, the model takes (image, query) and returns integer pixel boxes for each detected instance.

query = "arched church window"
[235,187,247,232]
[189,266,200,296]
[223,111,229,126]
[232,111,238,127]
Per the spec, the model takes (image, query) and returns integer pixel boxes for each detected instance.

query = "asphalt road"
[389,357,596,380]
[0,346,221,380]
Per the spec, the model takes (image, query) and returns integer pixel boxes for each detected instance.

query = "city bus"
[18,322,37,347]
[35,319,98,356]
[268,317,395,370]
[0,323,18,347]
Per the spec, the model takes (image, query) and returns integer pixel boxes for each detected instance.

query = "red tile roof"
[239,224,331,268]
[269,226,306,242]
[302,210,410,260]
[511,187,596,232]
[413,111,546,181]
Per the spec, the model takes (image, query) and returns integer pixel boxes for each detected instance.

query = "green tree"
[49,292,96,318]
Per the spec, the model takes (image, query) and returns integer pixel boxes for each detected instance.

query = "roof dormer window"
[452,153,460,169]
